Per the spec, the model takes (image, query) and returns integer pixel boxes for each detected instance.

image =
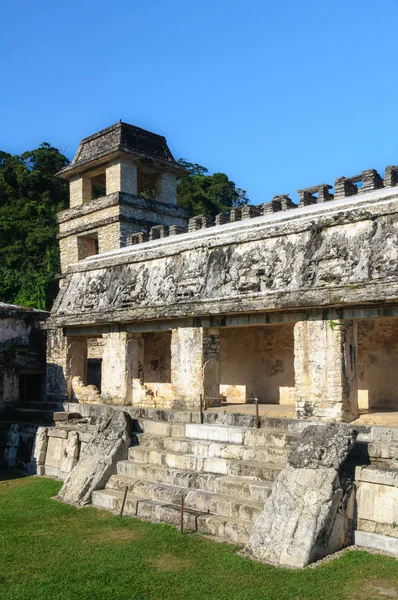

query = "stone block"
[185,424,246,444]
[45,436,66,468]
[47,428,68,439]
[54,412,81,422]
[354,530,398,555]
[142,420,171,437]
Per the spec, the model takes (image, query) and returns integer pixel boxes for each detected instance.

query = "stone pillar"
[171,327,220,409]
[46,329,87,402]
[106,159,137,195]
[294,319,358,422]
[129,334,145,406]
[69,176,92,207]
[156,172,177,205]
[101,328,130,405]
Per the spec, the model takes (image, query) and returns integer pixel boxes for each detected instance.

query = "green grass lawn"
[1,473,398,600]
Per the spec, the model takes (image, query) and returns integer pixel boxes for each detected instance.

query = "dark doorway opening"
[19,374,43,403]
[87,358,102,392]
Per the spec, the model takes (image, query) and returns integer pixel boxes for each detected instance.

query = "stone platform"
[16,401,398,555]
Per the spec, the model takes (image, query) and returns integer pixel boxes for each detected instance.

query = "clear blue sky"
[1,0,398,204]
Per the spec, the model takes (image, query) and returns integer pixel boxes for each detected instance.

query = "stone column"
[171,326,220,409]
[46,328,87,402]
[106,159,137,195]
[129,334,145,406]
[294,318,358,422]
[69,175,91,207]
[156,172,177,205]
[101,328,130,405]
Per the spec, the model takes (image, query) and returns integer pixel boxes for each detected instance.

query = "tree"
[176,159,249,216]
[0,143,69,310]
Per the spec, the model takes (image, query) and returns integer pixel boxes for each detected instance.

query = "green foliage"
[0,147,248,311]
[177,159,249,216]
[0,143,69,310]
[1,473,398,600]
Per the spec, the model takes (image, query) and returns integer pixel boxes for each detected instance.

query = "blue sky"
[1,0,398,204]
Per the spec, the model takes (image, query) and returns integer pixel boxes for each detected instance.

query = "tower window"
[91,172,106,200]
[77,233,99,260]
[137,170,156,199]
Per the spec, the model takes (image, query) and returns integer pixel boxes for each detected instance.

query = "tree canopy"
[0,146,249,311]
[0,144,69,310]
[177,159,249,216]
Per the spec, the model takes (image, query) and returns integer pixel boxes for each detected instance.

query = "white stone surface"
[354,530,398,555]
[186,424,247,444]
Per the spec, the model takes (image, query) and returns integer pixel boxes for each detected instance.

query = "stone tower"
[56,121,188,275]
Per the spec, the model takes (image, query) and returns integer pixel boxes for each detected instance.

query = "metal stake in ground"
[119,485,128,517]
[180,495,184,534]
[255,395,260,429]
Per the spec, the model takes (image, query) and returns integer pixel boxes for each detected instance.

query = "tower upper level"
[56,122,188,275]
[57,121,187,206]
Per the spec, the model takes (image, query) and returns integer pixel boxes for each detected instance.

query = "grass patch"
[1,473,398,599]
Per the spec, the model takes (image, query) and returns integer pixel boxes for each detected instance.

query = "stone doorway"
[218,324,295,405]
[357,318,398,411]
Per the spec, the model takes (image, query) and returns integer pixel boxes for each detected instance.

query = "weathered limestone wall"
[30,425,93,480]
[59,205,120,237]
[58,194,188,274]
[294,319,358,422]
[355,464,398,553]
[59,236,79,273]
[0,306,48,411]
[357,319,398,410]
[47,330,86,401]
[142,331,173,403]
[120,202,187,229]
[87,338,104,359]
[0,318,31,344]
[219,325,295,404]
[51,190,398,327]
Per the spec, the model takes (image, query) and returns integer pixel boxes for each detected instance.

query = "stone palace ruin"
[4,121,398,566]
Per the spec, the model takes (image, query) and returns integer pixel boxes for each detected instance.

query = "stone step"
[367,442,398,461]
[185,423,299,448]
[139,420,186,438]
[185,424,247,444]
[243,428,299,449]
[122,446,281,479]
[105,475,264,521]
[136,434,289,464]
[17,402,63,411]
[6,408,54,424]
[116,462,272,500]
[91,489,253,544]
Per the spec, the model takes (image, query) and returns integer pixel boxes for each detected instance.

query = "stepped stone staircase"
[92,418,299,544]
[4,401,62,425]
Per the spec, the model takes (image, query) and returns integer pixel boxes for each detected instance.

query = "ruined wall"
[357,319,398,410]
[50,191,398,328]
[0,306,48,411]
[219,325,295,404]
[87,338,104,359]
[46,330,86,401]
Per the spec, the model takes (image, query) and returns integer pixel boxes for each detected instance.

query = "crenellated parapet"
[124,163,398,245]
